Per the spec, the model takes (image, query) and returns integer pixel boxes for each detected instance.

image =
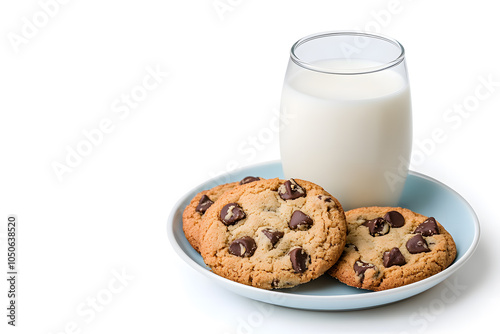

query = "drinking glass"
[280,31,412,210]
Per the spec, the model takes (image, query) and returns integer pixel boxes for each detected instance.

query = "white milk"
[280,59,412,210]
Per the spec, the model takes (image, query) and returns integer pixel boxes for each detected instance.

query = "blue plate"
[167,160,480,310]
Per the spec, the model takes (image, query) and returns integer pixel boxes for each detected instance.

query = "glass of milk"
[280,31,412,210]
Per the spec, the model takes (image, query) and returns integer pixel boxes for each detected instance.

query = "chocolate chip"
[345,243,359,252]
[196,195,214,214]
[278,179,306,200]
[353,260,376,280]
[220,203,246,226]
[414,217,439,236]
[318,195,333,202]
[289,247,309,273]
[383,211,405,228]
[363,218,390,236]
[383,247,406,267]
[288,210,313,230]
[262,228,284,246]
[240,176,261,185]
[406,234,431,254]
[229,237,257,257]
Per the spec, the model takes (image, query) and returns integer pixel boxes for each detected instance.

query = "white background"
[1,1,498,333]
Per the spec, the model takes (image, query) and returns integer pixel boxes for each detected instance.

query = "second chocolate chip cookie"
[328,206,457,291]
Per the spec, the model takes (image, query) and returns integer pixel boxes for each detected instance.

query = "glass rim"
[290,31,406,75]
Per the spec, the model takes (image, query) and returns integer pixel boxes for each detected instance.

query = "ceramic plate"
[167,161,480,310]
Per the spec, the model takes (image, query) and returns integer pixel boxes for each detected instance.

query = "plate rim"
[167,160,480,308]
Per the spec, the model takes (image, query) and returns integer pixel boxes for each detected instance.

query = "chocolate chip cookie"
[182,176,262,252]
[200,178,347,290]
[328,207,457,291]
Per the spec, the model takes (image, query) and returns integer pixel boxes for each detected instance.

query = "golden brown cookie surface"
[200,178,347,290]
[182,182,239,252]
[328,207,457,291]
[182,177,263,252]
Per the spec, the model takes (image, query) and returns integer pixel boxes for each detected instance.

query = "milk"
[280,59,412,210]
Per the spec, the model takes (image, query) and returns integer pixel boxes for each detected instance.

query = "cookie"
[199,178,347,290]
[328,207,457,291]
[182,176,262,252]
